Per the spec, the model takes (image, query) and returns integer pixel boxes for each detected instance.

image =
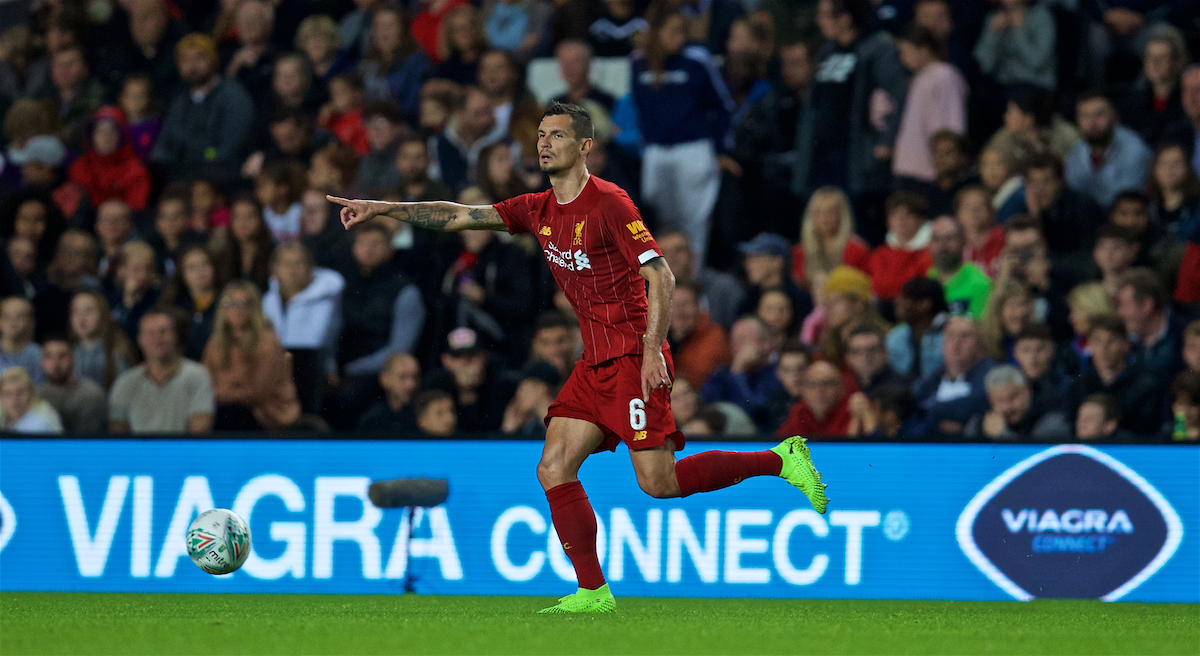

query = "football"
[186,509,252,575]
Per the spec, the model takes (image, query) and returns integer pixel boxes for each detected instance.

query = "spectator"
[912,315,995,436]
[260,108,316,169]
[1090,223,1139,298]
[46,230,100,298]
[188,181,227,236]
[437,6,488,85]
[553,40,615,113]
[816,265,889,363]
[1169,371,1200,441]
[1116,268,1186,380]
[1021,153,1105,255]
[528,310,580,380]
[755,289,796,343]
[424,327,514,432]
[979,146,1022,220]
[47,45,105,151]
[357,353,421,432]
[957,186,1005,278]
[149,185,206,276]
[414,388,458,436]
[157,245,225,362]
[1146,143,1200,229]
[887,276,947,379]
[1012,322,1067,404]
[318,73,369,156]
[360,5,436,119]
[484,0,550,57]
[736,233,813,327]
[476,50,542,160]
[1065,91,1152,208]
[658,230,744,329]
[413,0,470,63]
[307,143,361,196]
[396,136,454,202]
[118,74,163,163]
[0,366,62,433]
[37,335,105,433]
[632,2,732,265]
[93,200,136,281]
[1064,281,1113,373]
[1107,191,1170,268]
[764,340,810,431]
[978,279,1035,362]
[929,215,992,319]
[3,194,66,268]
[223,0,278,108]
[295,14,341,82]
[150,33,254,179]
[500,362,561,438]
[798,0,906,212]
[202,281,301,431]
[776,360,873,438]
[972,0,1056,90]
[435,86,505,192]
[670,376,702,428]
[109,308,215,433]
[985,85,1081,167]
[218,194,275,291]
[336,222,426,422]
[263,240,344,365]
[588,0,647,57]
[108,241,161,341]
[266,53,324,121]
[668,280,731,389]
[845,324,908,394]
[892,25,966,189]
[1122,26,1188,147]
[67,107,152,212]
[701,315,780,427]
[96,0,181,103]
[478,142,530,201]
[869,384,920,439]
[1167,65,1200,174]
[927,130,974,217]
[1184,321,1200,374]
[0,297,44,384]
[356,102,407,193]
[1075,393,1126,441]
[67,291,135,390]
[995,215,1071,336]
[965,364,1069,440]
[1067,314,1164,437]
[256,162,306,242]
[792,187,870,290]
[866,191,933,302]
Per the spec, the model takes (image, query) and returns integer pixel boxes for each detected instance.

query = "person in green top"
[928,215,992,318]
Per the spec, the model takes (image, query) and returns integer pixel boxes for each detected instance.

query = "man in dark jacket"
[1067,314,1165,438]
[912,315,995,436]
[423,327,516,433]
[150,33,255,180]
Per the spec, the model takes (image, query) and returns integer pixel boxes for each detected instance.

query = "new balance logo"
[539,226,552,236]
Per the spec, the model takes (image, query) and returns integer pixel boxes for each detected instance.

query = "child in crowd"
[67,291,136,389]
[256,161,306,242]
[191,178,231,232]
[117,74,162,162]
[414,389,457,436]
[318,72,369,155]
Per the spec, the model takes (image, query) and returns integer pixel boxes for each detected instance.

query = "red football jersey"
[495,175,663,366]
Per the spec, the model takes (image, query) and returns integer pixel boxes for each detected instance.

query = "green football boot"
[771,436,828,514]
[538,584,617,614]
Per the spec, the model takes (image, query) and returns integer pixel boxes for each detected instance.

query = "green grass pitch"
[2,593,1197,655]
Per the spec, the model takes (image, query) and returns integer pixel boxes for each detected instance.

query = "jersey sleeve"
[608,190,663,270]
[493,193,535,236]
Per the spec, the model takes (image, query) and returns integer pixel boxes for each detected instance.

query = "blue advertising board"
[1,440,1196,602]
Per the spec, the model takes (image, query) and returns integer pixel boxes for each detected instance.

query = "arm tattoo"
[383,202,502,232]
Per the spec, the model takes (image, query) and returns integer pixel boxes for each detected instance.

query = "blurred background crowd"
[0,0,1198,441]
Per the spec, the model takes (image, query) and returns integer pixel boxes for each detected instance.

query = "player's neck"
[549,165,590,205]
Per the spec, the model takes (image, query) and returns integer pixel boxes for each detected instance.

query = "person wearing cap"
[150,33,255,179]
[735,232,814,325]
[424,326,515,432]
[814,265,889,363]
[6,136,91,227]
[68,107,153,212]
[501,362,562,438]
[927,215,992,319]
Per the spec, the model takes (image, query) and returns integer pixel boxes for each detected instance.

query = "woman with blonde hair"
[1066,282,1114,373]
[68,290,137,389]
[791,186,869,289]
[295,14,342,80]
[0,367,63,433]
[201,281,301,431]
[978,279,1036,362]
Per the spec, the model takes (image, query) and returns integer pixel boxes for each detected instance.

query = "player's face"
[537,115,589,175]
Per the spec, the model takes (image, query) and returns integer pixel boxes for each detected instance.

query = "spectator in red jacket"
[867,191,933,301]
[67,106,152,211]
[791,186,870,290]
[776,360,872,438]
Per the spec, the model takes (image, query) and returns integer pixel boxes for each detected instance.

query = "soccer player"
[329,102,827,613]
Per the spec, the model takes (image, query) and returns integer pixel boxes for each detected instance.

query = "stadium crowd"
[0,0,1198,441]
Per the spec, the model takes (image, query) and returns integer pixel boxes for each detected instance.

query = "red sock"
[675,450,782,497]
[545,481,606,590]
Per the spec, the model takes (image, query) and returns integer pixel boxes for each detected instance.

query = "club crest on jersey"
[544,242,592,271]
[573,221,585,246]
[626,220,652,243]
[539,225,552,236]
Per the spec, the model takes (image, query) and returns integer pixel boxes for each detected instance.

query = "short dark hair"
[1004,214,1044,234]
[40,332,72,348]
[1118,268,1169,311]
[846,323,886,344]
[1081,393,1120,422]
[1172,371,1200,404]
[353,220,392,241]
[414,389,454,418]
[1023,152,1065,179]
[362,100,404,124]
[827,0,872,28]
[140,307,189,351]
[269,107,310,128]
[900,276,948,315]
[1088,313,1127,340]
[932,129,970,155]
[535,309,575,333]
[675,278,703,297]
[871,384,917,421]
[1112,191,1150,208]
[542,101,594,140]
[1007,85,1056,128]
[1014,322,1053,344]
[1076,89,1114,109]
[779,338,810,359]
[899,24,946,60]
[885,190,928,218]
[1095,223,1138,245]
[953,184,991,213]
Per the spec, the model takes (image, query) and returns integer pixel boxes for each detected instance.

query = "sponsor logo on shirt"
[543,242,592,271]
[625,220,652,243]
[539,225,552,236]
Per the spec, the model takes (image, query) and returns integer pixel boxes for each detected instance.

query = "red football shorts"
[546,351,686,453]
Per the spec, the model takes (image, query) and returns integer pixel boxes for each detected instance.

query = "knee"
[537,458,568,490]
[637,473,680,499]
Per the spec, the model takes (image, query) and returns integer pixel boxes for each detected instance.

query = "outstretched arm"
[639,256,676,401]
[327,196,506,232]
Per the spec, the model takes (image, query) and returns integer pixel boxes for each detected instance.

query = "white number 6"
[628,399,646,430]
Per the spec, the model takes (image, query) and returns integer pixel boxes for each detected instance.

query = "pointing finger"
[326,195,353,207]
